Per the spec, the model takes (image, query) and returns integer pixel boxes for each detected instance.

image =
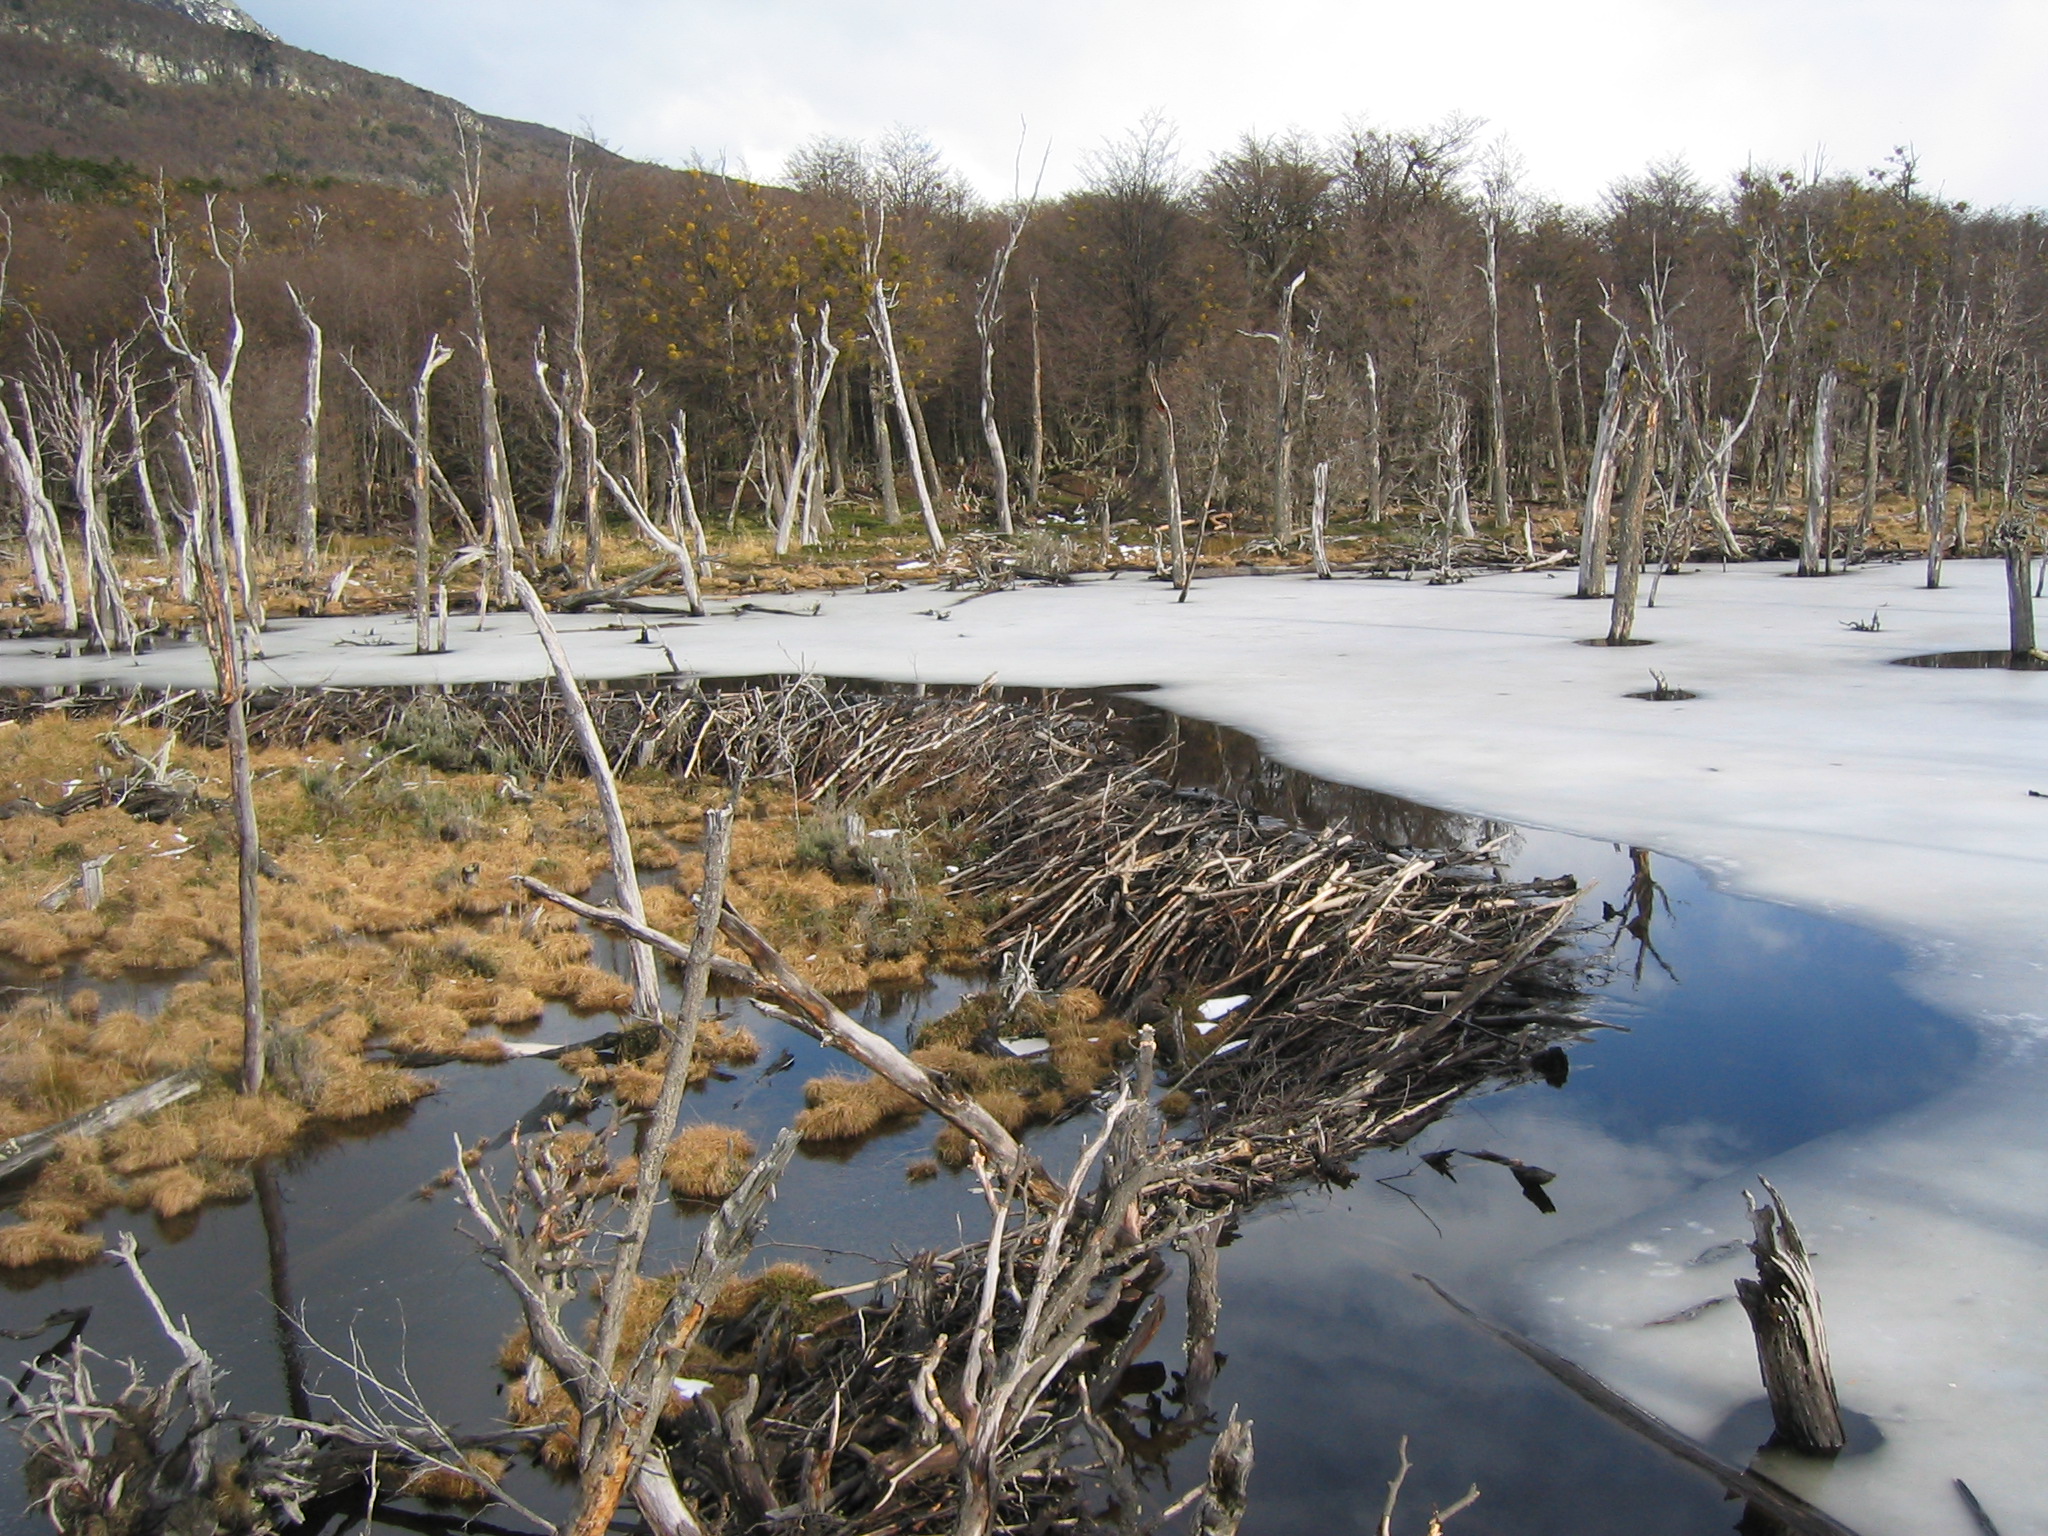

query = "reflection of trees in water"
[1604,848,1676,984]
[254,1159,312,1421]
[1120,710,1510,853]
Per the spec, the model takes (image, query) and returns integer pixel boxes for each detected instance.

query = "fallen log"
[0,1068,208,1185]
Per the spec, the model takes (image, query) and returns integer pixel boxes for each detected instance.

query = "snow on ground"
[5,559,2044,1535]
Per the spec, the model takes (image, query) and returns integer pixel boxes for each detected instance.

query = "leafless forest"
[3,102,2045,642]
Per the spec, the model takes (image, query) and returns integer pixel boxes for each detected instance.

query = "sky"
[234,0,2048,212]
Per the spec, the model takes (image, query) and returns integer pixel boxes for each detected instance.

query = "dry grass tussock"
[0,710,994,1261]
[663,1123,756,1200]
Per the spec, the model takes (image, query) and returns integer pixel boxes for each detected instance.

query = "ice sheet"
[6,559,2045,1533]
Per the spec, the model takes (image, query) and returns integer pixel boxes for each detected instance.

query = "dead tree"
[1151,368,1191,596]
[1534,285,1574,501]
[453,120,522,599]
[566,150,604,586]
[513,573,663,1022]
[149,193,262,628]
[1026,278,1046,513]
[1576,333,1631,597]
[867,369,903,525]
[772,306,840,553]
[535,334,574,560]
[1481,219,1511,525]
[341,336,455,652]
[1798,368,1838,575]
[1995,507,2039,657]
[973,213,1028,533]
[666,411,710,574]
[57,358,138,653]
[591,444,705,616]
[1362,352,1386,520]
[1735,1180,1845,1455]
[868,231,947,554]
[1249,271,1307,542]
[1607,396,1660,645]
[1309,459,1333,579]
[1437,388,1474,540]
[284,283,324,573]
[120,375,170,564]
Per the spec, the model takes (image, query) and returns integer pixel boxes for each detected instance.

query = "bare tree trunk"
[670,412,709,571]
[773,309,840,554]
[0,385,74,623]
[1534,285,1573,502]
[1736,1181,1845,1455]
[974,216,1027,533]
[1576,338,1630,598]
[285,284,323,573]
[151,199,261,628]
[2006,539,2038,656]
[535,337,572,561]
[1799,368,1836,576]
[1852,387,1879,563]
[826,369,849,500]
[867,370,902,525]
[566,154,603,587]
[1266,272,1306,542]
[1026,279,1045,514]
[1362,352,1385,520]
[1152,369,1190,597]
[67,380,137,652]
[629,371,651,515]
[1607,398,1659,645]
[1482,221,1511,526]
[906,385,945,517]
[1308,460,1332,579]
[122,383,170,562]
[1926,378,1955,590]
[870,276,946,554]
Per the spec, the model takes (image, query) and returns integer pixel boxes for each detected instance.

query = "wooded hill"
[0,0,2043,642]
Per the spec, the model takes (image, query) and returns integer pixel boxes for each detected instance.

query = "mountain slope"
[0,0,625,192]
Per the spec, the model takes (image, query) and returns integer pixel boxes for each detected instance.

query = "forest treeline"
[1,105,2044,639]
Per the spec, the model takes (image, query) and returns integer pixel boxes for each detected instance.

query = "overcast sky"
[236,0,2048,211]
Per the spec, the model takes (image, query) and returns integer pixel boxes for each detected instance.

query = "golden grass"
[664,1123,755,1200]
[795,1074,922,1143]
[0,710,999,1257]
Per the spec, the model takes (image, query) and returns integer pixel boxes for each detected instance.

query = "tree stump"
[1735,1179,1845,1455]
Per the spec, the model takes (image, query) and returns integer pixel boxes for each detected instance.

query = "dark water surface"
[0,691,1978,1536]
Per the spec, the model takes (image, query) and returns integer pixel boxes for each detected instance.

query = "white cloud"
[239,0,2048,209]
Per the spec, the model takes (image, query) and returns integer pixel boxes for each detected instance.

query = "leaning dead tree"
[1576,331,1631,598]
[867,222,947,556]
[340,334,455,652]
[283,282,324,573]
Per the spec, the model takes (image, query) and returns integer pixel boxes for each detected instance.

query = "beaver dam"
[0,677,1821,1535]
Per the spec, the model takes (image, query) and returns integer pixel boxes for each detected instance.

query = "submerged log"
[1196,1410,1255,1536]
[0,1068,207,1184]
[1736,1178,1845,1455]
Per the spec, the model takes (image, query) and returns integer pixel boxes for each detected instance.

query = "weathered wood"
[0,1068,207,1184]
[1195,1409,1254,1536]
[1607,397,1660,645]
[1735,1178,1845,1455]
[1417,1276,1862,1536]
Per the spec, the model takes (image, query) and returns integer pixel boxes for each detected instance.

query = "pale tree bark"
[867,370,902,525]
[592,441,705,617]
[905,385,945,514]
[1026,278,1045,514]
[512,572,662,1024]
[1482,219,1511,526]
[628,370,652,515]
[1798,367,1837,576]
[534,335,573,561]
[0,384,73,624]
[772,307,840,554]
[1308,459,1332,579]
[340,338,453,653]
[973,215,1027,533]
[1607,397,1660,645]
[668,412,709,572]
[870,271,947,554]
[566,152,603,587]
[1438,388,1474,539]
[1252,272,1307,542]
[1576,336,1630,597]
[1150,368,1191,598]
[453,122,522,601]
[1924,373,1956,590]
[1534,285,1573,501]
[122,381,170,563]
[284,283,324,573]
[148,195,262,628]
[1362,353,1385,521]
[60,366,137,652]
